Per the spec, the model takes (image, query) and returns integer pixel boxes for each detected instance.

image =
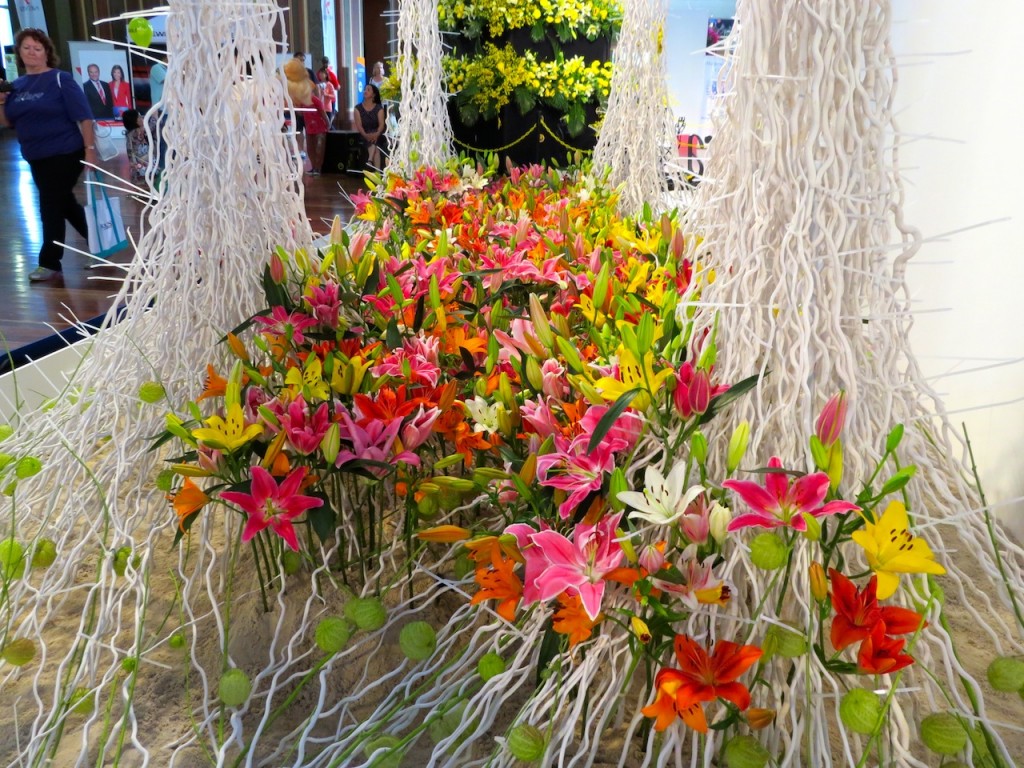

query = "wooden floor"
[0,131,363,367]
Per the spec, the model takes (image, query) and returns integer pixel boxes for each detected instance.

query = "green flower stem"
[854,592,937,768]
[963,425,1024,632]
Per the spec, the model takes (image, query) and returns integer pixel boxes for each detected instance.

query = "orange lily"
[552,592,602,647]
[642,634,762,733]
[170,478,209,532]
[469,540,523,622]
[197,364,228,402]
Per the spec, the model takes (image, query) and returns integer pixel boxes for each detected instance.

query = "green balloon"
[128,17,153,48]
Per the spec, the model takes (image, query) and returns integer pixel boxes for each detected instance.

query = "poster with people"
[67,42,132,121]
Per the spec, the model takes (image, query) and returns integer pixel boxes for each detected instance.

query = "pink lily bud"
[348,230,371,263]
[672,362,695,418]
[671,229,685,261]
[638,543,665,574]
[687,368,712,416]
[329,214,344,245]
[269,251,285,285]
[815,390,848,446]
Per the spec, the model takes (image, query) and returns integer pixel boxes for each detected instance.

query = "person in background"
[319,56,339,89]
[122,109,149,184]
[354,83,386,170]
[84,63,114,119]
[303,85,330,176]
[316,68,336,126]
[369,61,385,88]
[149,60,167,105]
[110,64,131,116]
[0,29,96,282]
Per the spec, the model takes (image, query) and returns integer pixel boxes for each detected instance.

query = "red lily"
[641,634,762,733]
[857,622,915,675]
[829,569,925,651]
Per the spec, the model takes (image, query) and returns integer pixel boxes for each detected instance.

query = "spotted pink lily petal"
[724,456,857,531]
[220,466,323,551]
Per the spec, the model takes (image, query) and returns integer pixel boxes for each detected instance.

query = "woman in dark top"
[354,83,386,170]
[0,29,96,282]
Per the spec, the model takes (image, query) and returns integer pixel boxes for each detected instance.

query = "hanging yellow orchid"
[851,500,946,599]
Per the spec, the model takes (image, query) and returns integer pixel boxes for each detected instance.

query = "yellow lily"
[593,346,673,410]
[285,356,330,401]
[851,500,946,599]
[331,355,372,395]
[191,403,263,453]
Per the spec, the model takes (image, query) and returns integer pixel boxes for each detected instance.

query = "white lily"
[618,463,705,526]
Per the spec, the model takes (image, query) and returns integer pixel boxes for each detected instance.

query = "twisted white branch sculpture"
[0,1,312,764]
[686,0,1024,762]
[389,0,454,173]
[592,0,677,216]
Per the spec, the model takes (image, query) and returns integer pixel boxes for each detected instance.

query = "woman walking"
[0,29,96,282]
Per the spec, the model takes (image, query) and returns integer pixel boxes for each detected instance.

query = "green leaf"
[261,264,289,309]
[385,318,402,350]
[536,623,562,686]
[587,389,641,454]
[698,371,763,425]
[308,501,336,544]
[514,87,536,115]
[412,294,426,333]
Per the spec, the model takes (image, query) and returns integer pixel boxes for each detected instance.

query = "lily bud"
[688,368,711,415]
[416,525,472,543]
[726,420,750,473]
[815,390,848,446]
[708,501,731,544]
[630,616,652,644]
[808,562,828,602]
[827,440,844,492]
[329,214,345,245]
[800,512,822,542]
[269,250,285,285]
[524,357,544,393]
[745,708,777,730]
[607,467,628,512]
[320,423,340,465]
[638,543,665,573]
[690,430,708,465]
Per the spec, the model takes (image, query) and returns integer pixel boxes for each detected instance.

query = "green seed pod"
[363,735,402,768]
[839,688,882,735]
[314,617,351,654]
[764,624,808,659]
[1,637,37,666]
[0,424,13,442]
[168,632,186,650]
[986,656,1024,692]
[218,668,252,707]
[399,621,436,661]
[112,546,133,577]
[155,469,175,492]
[344,597,386,631]
[68,687,94,716]
[31,538,57,569]
[506,724,546,763]
[428,702,467,745]
[280,550,302,575]
[138,381,166,403]
[416,493,439,519]
[0,453,13,469]
[14,456,43,479]
[477,652,506,681]
[0,538,26,581]
[120,658,138,674]
[748,533,789,571]
[723,734,770,768]
[919,712,967,755]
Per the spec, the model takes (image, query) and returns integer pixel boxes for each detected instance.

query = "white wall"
[890,2,1024,535]
[665,0,737,131]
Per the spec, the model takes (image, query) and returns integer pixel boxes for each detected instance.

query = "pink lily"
[400,406,441,452]
[220,466,323,551]
[513,512,626,620]
[579,405,643,454]
[305,281,341,328]
[335,412,420,476]
[536,435,617,519]
[276,396,331,456]
[252,305,319,347]
[723,456,858,532]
